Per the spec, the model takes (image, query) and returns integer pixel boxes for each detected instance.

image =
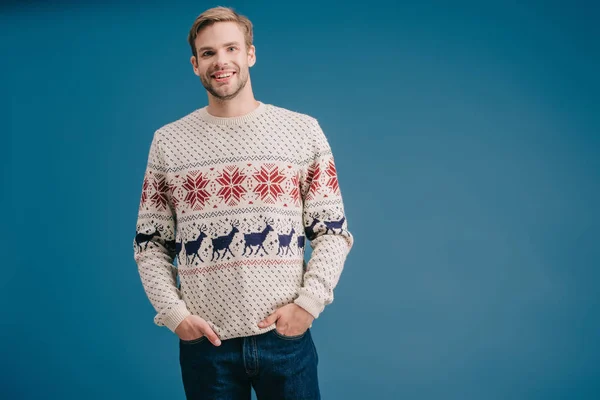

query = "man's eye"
[228,47,236,51]
[202,51,213,57]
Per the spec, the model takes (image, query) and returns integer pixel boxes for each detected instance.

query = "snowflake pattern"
[325,159,339,194]
[140,176,149,208]
[253,164,286,204]
[150,174,169,211]
[216,166,247,206]
[306,162,321,200]
[183,171,211,210]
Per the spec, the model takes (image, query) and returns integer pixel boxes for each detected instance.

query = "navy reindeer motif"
[135,225,163,251]
[324,216,346,234]
[184,224,208,264]
[297,235,305,251]
[211,220,240,261]
[304,212,321,240]
[243,217,274,256]
[277,226,296,256]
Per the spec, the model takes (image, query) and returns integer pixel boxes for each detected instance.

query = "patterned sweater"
[133,101,354,341]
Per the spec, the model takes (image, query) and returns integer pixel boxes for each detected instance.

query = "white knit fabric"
[133,101,353,341]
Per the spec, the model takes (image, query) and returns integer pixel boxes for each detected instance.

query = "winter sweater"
[133,101,354,341]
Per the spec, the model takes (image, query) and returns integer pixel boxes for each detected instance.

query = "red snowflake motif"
[182,171,211,210]
[289,173,300,205]
[140,176,149,207]
[253,164,286,204]
[305,162,321,200]
[216,166,247,206]
[150,174,169,211]
[325,159,339,194]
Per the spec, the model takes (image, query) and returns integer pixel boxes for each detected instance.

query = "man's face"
[191,21,256,101]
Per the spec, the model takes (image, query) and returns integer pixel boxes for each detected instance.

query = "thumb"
[195,317,221,346]
[258,311,279,327]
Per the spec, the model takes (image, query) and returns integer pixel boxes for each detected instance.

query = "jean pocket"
[180,335,207,345]
[272,328,307,341]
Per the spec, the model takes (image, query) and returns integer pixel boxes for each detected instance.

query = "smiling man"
[193,25,253,104]
[133,6,353,399]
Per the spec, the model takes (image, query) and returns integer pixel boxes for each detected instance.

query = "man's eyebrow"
[197,42,241,52]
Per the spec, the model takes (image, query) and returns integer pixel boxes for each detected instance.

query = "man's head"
[188,7,256,102]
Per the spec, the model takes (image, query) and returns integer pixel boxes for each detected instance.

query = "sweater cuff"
[294,292,325,319]
[163,303,192,333]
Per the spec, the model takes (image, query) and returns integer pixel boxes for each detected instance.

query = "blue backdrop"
[4,0,599,399]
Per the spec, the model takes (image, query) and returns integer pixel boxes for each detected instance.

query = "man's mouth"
[212,71,236,82]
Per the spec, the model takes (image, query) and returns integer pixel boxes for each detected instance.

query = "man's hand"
[258,303,314,336]
[175,315,221,346]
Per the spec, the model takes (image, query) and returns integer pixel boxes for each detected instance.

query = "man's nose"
[213,50,229,68]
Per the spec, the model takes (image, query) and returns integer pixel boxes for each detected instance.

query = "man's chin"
[210,91,240,101]
[209,86,243,100]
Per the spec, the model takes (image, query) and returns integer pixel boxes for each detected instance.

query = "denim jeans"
[179,327,320,400]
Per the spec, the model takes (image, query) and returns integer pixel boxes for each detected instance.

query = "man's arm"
[133,130,191,333]
[294,118,354,319]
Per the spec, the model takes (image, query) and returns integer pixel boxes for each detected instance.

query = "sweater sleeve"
[133,130,191,333]
[294,118,354,319]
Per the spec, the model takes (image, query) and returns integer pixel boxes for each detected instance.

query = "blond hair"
[187,6,253,57]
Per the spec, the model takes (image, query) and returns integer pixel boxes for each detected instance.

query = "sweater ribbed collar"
[197,101,267,126]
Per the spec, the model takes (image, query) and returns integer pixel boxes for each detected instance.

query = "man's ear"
[190,55,200,76]
[248,45,256,67]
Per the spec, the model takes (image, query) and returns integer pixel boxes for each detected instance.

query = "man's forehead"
[195,22,243,43]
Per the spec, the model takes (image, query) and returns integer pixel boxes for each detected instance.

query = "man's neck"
[206,93,260,118]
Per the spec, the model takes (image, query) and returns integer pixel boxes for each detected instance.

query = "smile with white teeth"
[214,72,234,78]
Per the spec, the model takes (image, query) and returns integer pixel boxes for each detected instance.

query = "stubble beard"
[201,67,248,101]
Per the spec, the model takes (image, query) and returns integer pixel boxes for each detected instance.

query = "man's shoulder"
[154,108,201,138]
[266,103,318,126]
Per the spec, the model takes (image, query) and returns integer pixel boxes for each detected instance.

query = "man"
[133,6,353,399]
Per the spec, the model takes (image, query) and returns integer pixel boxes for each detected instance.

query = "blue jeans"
[179,327,320,399]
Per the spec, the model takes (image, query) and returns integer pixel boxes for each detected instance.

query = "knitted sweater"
[133,101,354,341]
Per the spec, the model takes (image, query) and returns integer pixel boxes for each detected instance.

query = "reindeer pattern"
[135,210,348,267]
[176,216,306,266]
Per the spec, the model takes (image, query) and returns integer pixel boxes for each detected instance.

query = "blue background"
[4,0,599,398]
